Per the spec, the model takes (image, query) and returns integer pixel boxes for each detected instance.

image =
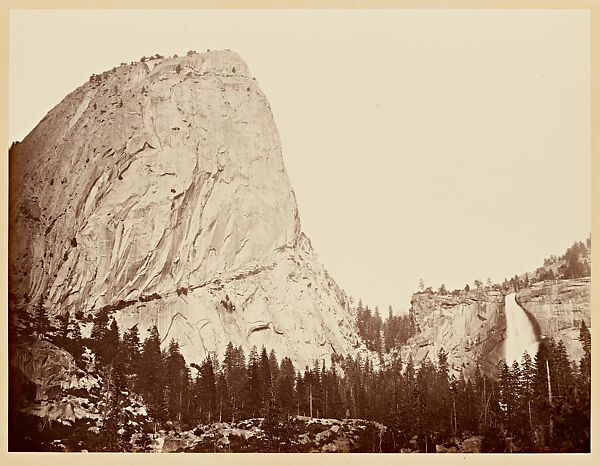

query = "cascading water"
[504,292,539,365]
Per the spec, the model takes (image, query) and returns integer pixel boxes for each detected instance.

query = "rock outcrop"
[516,278,590,362]
[9,339,105,427]
[401,290,506,377]
[9,50,361,367]
[11,339,99,401]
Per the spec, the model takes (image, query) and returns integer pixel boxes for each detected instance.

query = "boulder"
[162,437,188,452]
[460,436,482,453]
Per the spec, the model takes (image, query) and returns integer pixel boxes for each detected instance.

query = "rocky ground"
[159,417,387,453]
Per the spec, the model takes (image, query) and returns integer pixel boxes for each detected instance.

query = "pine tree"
[140,325,165,424]
[259,346,272,415]
[90,308,110,365]
[373,308,383,354]
[104,319,120,365]
[498,362,514,434]
[57,312,70,348]
[196,354,217,424]
[214,370,228,423]
[520,351,536,438]
[295,370,307,416]
[164,339,189,425]
[33,296,51,338]
[277,357,296,418]
[222,342,246,422]
[245,346,261,418]
[268,349,279,381]
[579,321,591,393]
[415,358,437,450]
[435,348,451,438]
[384,307,395,352]
[121,324,141,389]
[550,339,573,398]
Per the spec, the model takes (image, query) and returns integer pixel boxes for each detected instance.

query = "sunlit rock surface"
[11,339,99,401]
[9,51,361,367]
[402,278,591,376]
[401,291,506,376]
[516,278,590,362]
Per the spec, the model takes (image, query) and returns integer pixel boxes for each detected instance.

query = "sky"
[9,10,591,312]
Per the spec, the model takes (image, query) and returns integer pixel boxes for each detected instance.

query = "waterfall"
[504,292,539,365]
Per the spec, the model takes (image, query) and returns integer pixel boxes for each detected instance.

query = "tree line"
[10,298,590,452]
[355,301,416,354]
[416,237,591,298]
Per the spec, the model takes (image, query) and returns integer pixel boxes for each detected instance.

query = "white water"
[504,292,539,365]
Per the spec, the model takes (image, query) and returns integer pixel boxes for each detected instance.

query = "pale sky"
[9,10,590,313]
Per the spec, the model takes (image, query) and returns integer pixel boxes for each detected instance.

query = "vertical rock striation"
[401,291,506,377]
[401,278,590,376]
[516,278,590,362]
[9,51,361,367]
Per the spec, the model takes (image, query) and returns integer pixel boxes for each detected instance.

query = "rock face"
[11,339,99,402]
[9,51,361,367]
[402,278,591,376]
[517,278,590,362]
[401,291,506,377]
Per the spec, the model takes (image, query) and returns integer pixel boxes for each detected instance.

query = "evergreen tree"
[579,321,591,393]
[259,346,272,415]
[222,343,246,422]
[435,348,451,438]
[277,357,296,418]
[520,351,536,437]
[550,339,573,398]
[33,297,51,338]
[140,325,165,424]
[57,312,70,348]
[197,353,217,424]
[90,308,110,365]
[415,358,437,450]
[164,339,189,425]
[384,307,395,351]
[245,346,261,418]
[268,349,279,381]
[121,324,141,389]
[104,319,120,365]
[215,370,228,423]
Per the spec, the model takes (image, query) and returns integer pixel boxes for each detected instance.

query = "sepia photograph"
[5,6,593,458]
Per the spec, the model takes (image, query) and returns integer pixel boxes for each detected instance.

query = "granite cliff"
[517,278,590,363]
[401,278,590,376]
[401,290,506,377]
[9,50,361,367]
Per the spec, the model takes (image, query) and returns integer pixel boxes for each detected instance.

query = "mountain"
[8,50,362,368]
